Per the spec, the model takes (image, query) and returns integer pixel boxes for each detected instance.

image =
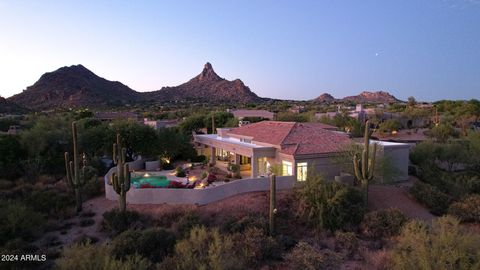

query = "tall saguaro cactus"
[110,133,131,213]
[353,121,377,205]
[64,122,88,213]
[269,173,277,236]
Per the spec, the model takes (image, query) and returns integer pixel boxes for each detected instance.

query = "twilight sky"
[0,0,479,101]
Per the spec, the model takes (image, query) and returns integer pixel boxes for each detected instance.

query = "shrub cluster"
[101,209,143,236]
[390,216,480,269]
[55,241,151,270]
[284,241,341,270]
[361,208,408,238]
[110,228,176,263]
[175,167,186,177]
[297,171,365,231]
[0,201,44,244]
[410,181,452,215]
[448,194,480,223]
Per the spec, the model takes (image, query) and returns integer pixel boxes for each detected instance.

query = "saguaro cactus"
[110,133,131,213]
[64,122,88,213]
[353,121,377,205]
[269,173,277,236]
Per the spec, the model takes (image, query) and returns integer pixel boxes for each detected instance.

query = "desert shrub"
[163,226,245,270]
[390,216,480,270]
[361,208,408,238]
[55,241,151,270]
[0,135,26,180]
[232,227,281,267]
[0,201,44,243]
[334,231,359,258]
[24,189,74,217]
[448,194,480,223]
[297,171,365,231]
[172,211,202,238]
[191,155,206,162]
[101,209,143,236]
[110,228,176,263]
[284,241,342,270]
[410,181,452,215]
[83,177,103,198]
[175,167,186,177]
[221,214,267,233]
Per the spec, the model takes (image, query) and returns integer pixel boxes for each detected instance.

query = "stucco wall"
[105,162,296,205]
[295,156,343,181]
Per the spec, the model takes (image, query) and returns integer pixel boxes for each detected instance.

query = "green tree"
[429,123,458,143]
[0,135,26,179]
[179,114,206,134]
[20,116,71,175]
[110,120,158,160]
[378,119,402,133]
[407,96,416,107]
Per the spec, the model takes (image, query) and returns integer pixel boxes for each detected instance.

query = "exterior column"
[234,154,241,165]
[210,146,216,165]
[251,154,258,178]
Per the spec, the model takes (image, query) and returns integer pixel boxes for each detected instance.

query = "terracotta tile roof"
[228,121,295,145]
[228,121,350,156]
[282,123,350,155]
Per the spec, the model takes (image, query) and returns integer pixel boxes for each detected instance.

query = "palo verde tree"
[64,122,95,212]
[110,133,131,213]
[353,120,377,205]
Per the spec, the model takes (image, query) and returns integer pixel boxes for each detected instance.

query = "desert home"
[194,121,351,180]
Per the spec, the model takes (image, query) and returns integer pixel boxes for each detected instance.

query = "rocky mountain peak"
[313,93,335,102]
[196,62,222,82]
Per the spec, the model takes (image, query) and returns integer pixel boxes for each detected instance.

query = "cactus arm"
[361,149,367,180]
[64,152,73,188]
[121,148,126,164]
[368,143,377,180]
[124,164,131,191]
[353,154,361,180]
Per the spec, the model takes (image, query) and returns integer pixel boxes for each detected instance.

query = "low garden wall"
[104,161,297,205]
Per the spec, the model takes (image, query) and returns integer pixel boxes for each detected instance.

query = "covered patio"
[194,134,276,178]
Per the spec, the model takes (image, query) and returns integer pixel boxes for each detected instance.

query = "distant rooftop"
[227,109,275,120]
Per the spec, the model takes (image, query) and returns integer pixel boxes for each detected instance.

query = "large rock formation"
[143,62,261,103]
[341,91,400,103]
[8,65,142,110]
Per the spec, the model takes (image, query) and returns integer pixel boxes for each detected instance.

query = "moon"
[375,52,379,56]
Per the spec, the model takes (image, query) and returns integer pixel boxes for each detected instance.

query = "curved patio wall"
[105,162,296,205]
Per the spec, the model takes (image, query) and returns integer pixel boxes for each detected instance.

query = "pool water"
[131,175,172,188]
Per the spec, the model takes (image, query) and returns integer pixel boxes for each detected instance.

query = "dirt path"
[35,196,117,253]
[368,180,435,222]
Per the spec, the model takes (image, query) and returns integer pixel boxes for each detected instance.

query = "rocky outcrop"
[142,62,261,103]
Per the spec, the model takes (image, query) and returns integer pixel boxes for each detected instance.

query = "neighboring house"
[227,109,275,120]
[288,105,305,114]
[143,119,180,130]
[94,111,139,122]
[193,121,350,180]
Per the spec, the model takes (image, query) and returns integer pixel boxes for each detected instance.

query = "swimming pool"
[131,175,172,188]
